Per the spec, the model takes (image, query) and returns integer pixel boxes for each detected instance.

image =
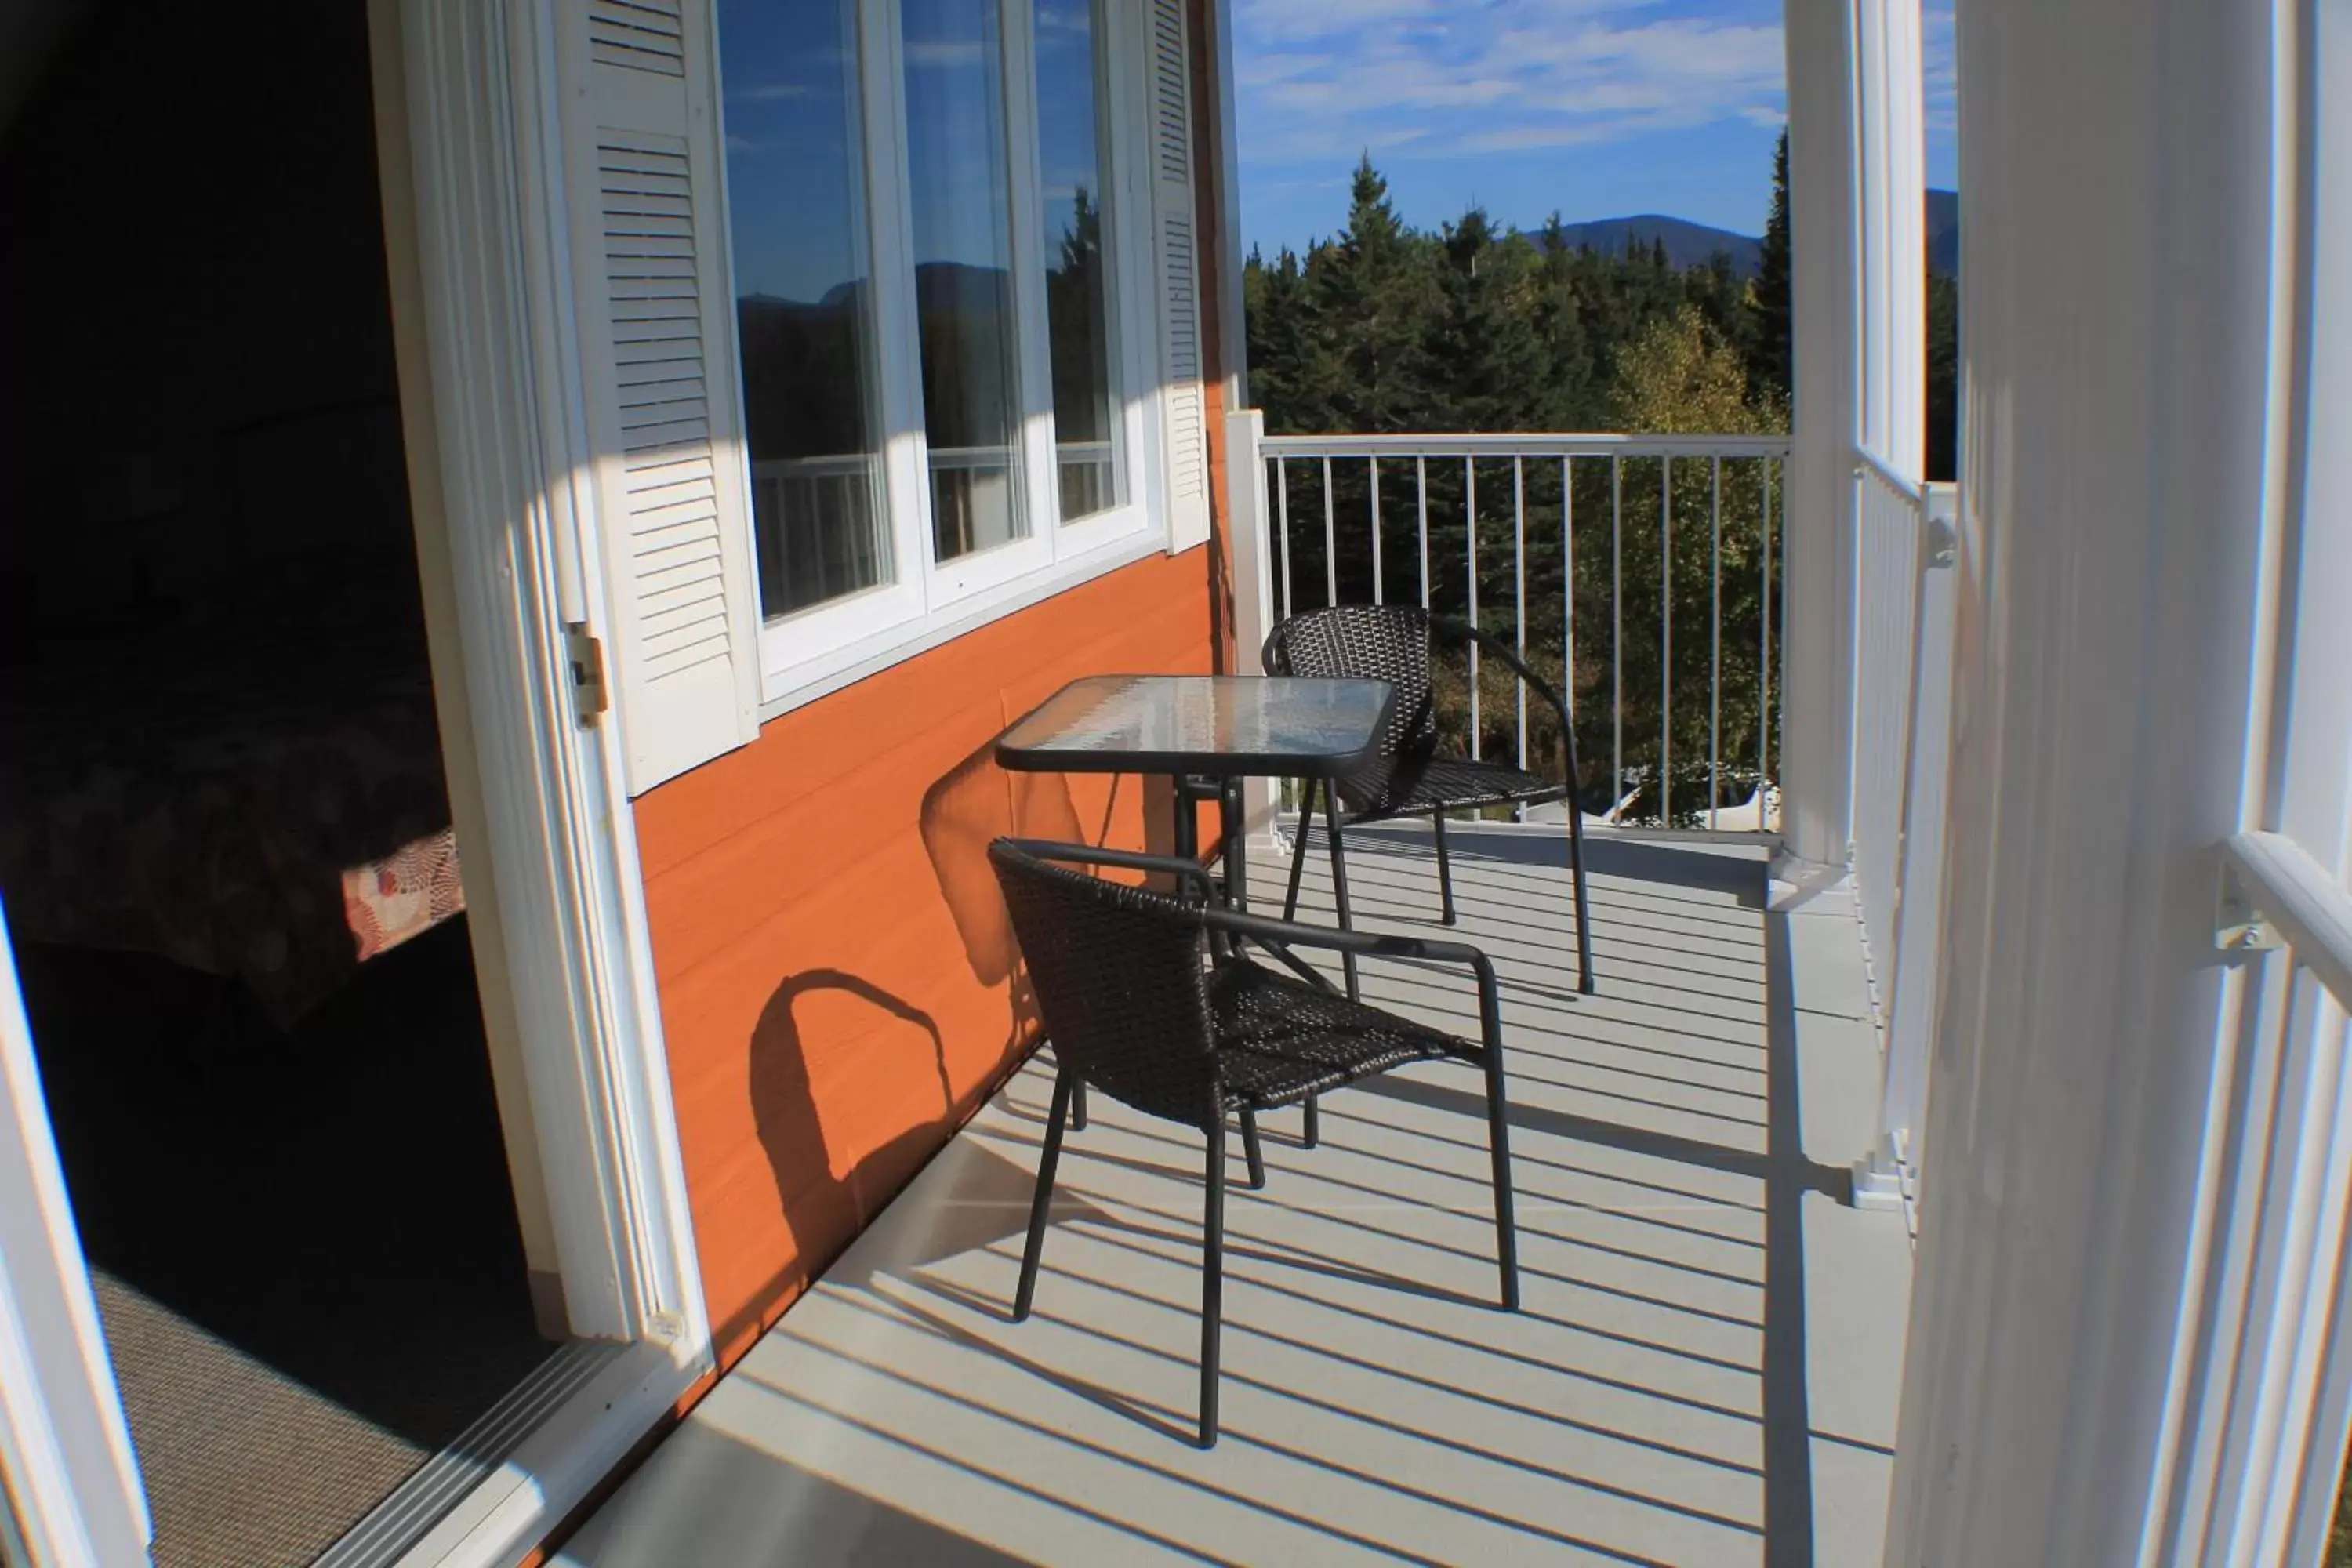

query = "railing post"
[1778,2,1863,869]
[1225,408,1276,840]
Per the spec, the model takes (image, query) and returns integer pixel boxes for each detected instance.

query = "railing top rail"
[2225,830,2352,1007]
[1855,444,1927,508]
[1257,432,1792,460]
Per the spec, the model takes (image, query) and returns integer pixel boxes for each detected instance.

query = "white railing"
[1849,448,1958,1207]
[2169,832,2352,1565]
[1251,430,1792,829]
[750,443,1120,605]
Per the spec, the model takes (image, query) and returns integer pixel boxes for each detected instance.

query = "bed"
[0,576,468,1028]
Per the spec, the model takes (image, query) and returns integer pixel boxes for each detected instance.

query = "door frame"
[0,4,712,1559]
[0,905,149,1568]
[364,0,716,1559]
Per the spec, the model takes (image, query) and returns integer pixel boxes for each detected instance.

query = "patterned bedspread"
[0,597,467,1027]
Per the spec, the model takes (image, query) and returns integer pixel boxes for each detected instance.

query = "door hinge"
[2215,862,2283,953]
[565,624,608,724]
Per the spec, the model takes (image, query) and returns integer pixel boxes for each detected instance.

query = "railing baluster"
[1774,458,1788,799]
[1611,455,1623,813]
[1563,458,1575,793]
[1247,434,1790,836]
[1416,456,1431,610]
[1661,456,1672,826]
[1709,455,1722,831]
[1760,456,1773,797]
[1514,456,1528,789]
[1276,457,1293,622]
[1466,457,1480,763]
[1321,456,1338,608]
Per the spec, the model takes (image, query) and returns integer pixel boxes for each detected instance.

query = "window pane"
[1033,0,1123,523]
[902,0,1025,561]
[719,0,889,620]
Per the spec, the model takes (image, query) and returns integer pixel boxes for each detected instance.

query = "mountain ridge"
[1531,188,1959,280]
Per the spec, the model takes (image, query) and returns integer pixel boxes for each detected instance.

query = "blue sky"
[1235,0,1959,256]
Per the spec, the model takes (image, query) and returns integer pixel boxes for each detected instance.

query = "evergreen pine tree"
[1429,205,1548,432]
[1299,155,1440,432]
[1748,129,1793,402]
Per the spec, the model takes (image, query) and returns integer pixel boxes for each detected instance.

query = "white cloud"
[1236,0,1786,169]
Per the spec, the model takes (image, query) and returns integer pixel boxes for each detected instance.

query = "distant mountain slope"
[1543,215,1762,276]
[1539,188,1957,281]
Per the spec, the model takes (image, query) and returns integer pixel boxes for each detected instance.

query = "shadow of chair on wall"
[729,735,1115,1355]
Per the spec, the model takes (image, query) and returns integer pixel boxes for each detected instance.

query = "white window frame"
[710,0,1170,715]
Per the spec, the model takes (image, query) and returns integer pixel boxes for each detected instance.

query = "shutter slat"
[590,0,685,77]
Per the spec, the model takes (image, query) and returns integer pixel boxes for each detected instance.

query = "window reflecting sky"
[720,1,1113,302]
[717,2,866,303]
[1032,4,1102,264]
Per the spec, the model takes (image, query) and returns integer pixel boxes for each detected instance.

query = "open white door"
[0,900,149,1567]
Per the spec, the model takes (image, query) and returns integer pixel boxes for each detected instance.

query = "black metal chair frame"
[991,837,1518,1449]
[1263,606,1597,999]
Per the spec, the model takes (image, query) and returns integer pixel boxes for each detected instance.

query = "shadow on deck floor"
[561,825,1910,1567]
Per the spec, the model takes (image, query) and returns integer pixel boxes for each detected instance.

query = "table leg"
[1170,774,1199,862]
[1220,776,1247,909]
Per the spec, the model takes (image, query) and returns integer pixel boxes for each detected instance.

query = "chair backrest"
[988,840,1222,1128]
[1264,604,1436,811]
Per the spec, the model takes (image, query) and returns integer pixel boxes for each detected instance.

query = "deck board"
[561,823,1909,1567]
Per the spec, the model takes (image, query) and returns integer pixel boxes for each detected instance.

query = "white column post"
[1856,0,1926,478]
[1226,408,1277,839]
[1777,0,1864,869]
[1888,0,2310,1559]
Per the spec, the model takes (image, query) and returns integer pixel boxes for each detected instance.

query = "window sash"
[715,0,1163,707]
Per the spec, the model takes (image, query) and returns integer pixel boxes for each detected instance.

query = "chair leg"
[1071,1080,1088,1131]
[1483,1052,1520,1311]
[1324,786,1360,1001]
[1014,1069,1076,1322]
[1282,779,1316,921]
[1566,797,1596,995]
[1199,1119,1227,1449]
[1302,1095,1319,1149]
[1239,1109,1266,1189]
[1432,811,1458,925]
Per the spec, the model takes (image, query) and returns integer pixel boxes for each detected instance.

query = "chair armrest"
[1429,615,1570,727]
[996,838,1220,902]
[1198,905,1505,1052]
[1430,614,1585,798]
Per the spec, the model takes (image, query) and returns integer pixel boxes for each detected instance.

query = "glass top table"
[994,675,1396,779]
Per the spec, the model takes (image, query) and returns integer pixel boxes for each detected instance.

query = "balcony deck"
[560,824,1909,1567]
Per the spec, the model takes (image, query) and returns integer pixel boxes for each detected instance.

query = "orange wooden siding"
[633,552,1218,1365]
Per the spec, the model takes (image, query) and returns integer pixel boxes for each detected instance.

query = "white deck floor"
[561,824,1909,1567]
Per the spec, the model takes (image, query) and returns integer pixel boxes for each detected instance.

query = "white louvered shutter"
[558,0,762,793]
[1147,0,1212,553]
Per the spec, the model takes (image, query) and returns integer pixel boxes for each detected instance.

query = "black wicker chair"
[1264,604,1596,998]
[989,837,1519,1449]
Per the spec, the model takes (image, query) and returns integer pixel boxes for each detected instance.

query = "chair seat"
[1345,753,1566,822]
[1208,959,1472,1111]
